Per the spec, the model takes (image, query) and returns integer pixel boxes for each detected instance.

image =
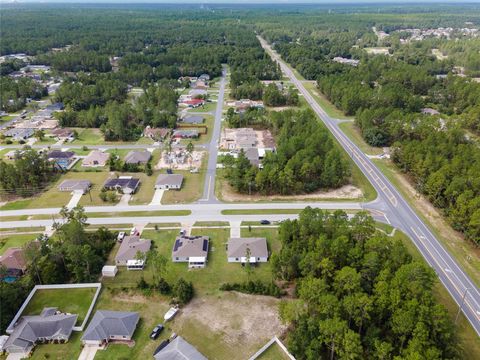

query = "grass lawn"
[394,230,480,358]
[257,342,290,360]
[128,171,159,205]
[0,233,42,254]
[71,128,105,145]
[187,102,216,113]
[303,81,350,119]
[161,160,206,204]
[22,287,98,326]
[103,228,277,296]
[179,114,214,145]
[193,221,230,227]
[30,332,82,360]
[338,121,384,156]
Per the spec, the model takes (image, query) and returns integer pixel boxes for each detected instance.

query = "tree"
[186,141,194,170]
[173,278,194,305]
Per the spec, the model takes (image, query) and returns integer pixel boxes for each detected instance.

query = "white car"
[117,232,125,241]
[164,307,179,321]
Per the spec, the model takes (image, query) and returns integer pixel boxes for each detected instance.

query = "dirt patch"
[113,293,147,304]
[177,292,286,346]
[220,179,362,202]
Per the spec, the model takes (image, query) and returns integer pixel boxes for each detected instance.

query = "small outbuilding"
[102,265,118,277]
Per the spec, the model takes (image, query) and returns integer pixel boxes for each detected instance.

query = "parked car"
[117,232,125,242]
[260,220,271,225]
[179,229,186,236]
[150,324,164,340]
[167,168,173,174]
[130,227,139,236]
[153,339,170,356]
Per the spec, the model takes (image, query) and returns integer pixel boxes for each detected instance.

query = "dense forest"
[222,110,350,195]
[275,208,458,359]
[257,12,480,243]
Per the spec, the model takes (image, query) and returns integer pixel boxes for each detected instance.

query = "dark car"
[167,168,173,174]
[260,220,271,225]
[153,339,170,356]
[150,324,164,340]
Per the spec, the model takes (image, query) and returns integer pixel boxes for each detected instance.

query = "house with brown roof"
[227,238,268,263]
[143,126,170,141]
[0,247,27,275]
[82,150,110,167]
[115,236,151,268]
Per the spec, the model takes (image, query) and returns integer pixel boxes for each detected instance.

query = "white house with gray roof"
[154,336,207,360]
[58,179,91,194]
[155,174,184,190]
[81,310,139,346]
[227,238,268,263]
[3,307,77,357]
[115,235,151,266]
[172,236,209,268]
[124,150,151,165]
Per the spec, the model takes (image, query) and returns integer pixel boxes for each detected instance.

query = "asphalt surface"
[199,65,227,203]
[258,36,480,336]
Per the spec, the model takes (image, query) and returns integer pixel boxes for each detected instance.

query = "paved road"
[199,65,227,203]
[0,201,363,217]
[258,36,480,336]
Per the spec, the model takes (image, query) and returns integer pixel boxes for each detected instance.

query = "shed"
[102,265,118,277]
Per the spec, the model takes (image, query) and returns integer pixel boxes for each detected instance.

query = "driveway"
[117,194,131,206]
[150,189,165,205]
[66,191,83,209]
[230,221,241,238]
[78,345,100,360]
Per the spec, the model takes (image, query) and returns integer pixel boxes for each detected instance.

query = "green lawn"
[161,159,207,204]
[30,332,82,360]
[257,342,290,360]
[22,287,98,326]
[302,81,351,119]
[0,233,42,254]
[103,228,277,296]
[186,102,216,113]
[193,221,230,227]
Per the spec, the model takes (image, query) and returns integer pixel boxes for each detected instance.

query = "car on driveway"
[150,324,164,339]
[260,220,270,225]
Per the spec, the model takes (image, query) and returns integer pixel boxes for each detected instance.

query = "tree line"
[274,208,458,359]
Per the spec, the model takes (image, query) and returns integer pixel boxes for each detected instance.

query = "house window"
[176,257,179,260]
[235,258,239,261]
[257,257,260,261]
[123,336,126,339]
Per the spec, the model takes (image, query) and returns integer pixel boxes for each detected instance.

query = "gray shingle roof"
[154,336,207,360]
[81,310,139,342]
[227,238,268,258]
[156,174,184,188]
[58,180,91,192]
[115,236,151,263]
[124,150,151,164]
[172,236,209,259]
[4,307,77,353]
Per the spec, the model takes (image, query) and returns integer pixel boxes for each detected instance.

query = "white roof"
[189,256,206,262]
[127,259,144,266]
[102,265,117,271]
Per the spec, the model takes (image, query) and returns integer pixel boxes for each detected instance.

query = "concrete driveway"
[78,345,100,360]
[150,189,165,205]
[117,194,131,206]
[66,191,83,209]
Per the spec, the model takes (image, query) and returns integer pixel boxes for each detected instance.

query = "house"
[180,115,204,125]
[3,128,34,141]
[58,180,91,194]
[45,102,64,111]
[198,74,210,81]
[191,80,208,90]
[180,99,205,108]
[4,307,77,357]
[51,128,74,140]
[124,150,151,165]
[172,235,209,268]
[47,150,75,170]
[0,247,27,278]
[115,235,151,266]
[155,174,184,190]
[172,129,199,139]
[103,177,140,194]
[227,237,268,263]
[82,150,109,167]
[154,336,207,360]
[81,310,139,346]
[244,148,260,167]
[144,126,170,140]
[188,89,207,98]
[102,265,118,277]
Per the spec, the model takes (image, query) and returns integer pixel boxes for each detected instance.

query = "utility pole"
[455,287,471,324]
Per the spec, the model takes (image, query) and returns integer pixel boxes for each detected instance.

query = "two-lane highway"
[258,36,480,336]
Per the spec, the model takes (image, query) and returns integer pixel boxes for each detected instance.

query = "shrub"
[220,280,283,297]
[173,278,194,304]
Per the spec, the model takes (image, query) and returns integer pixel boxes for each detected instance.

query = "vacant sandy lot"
[220,180,363,202]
